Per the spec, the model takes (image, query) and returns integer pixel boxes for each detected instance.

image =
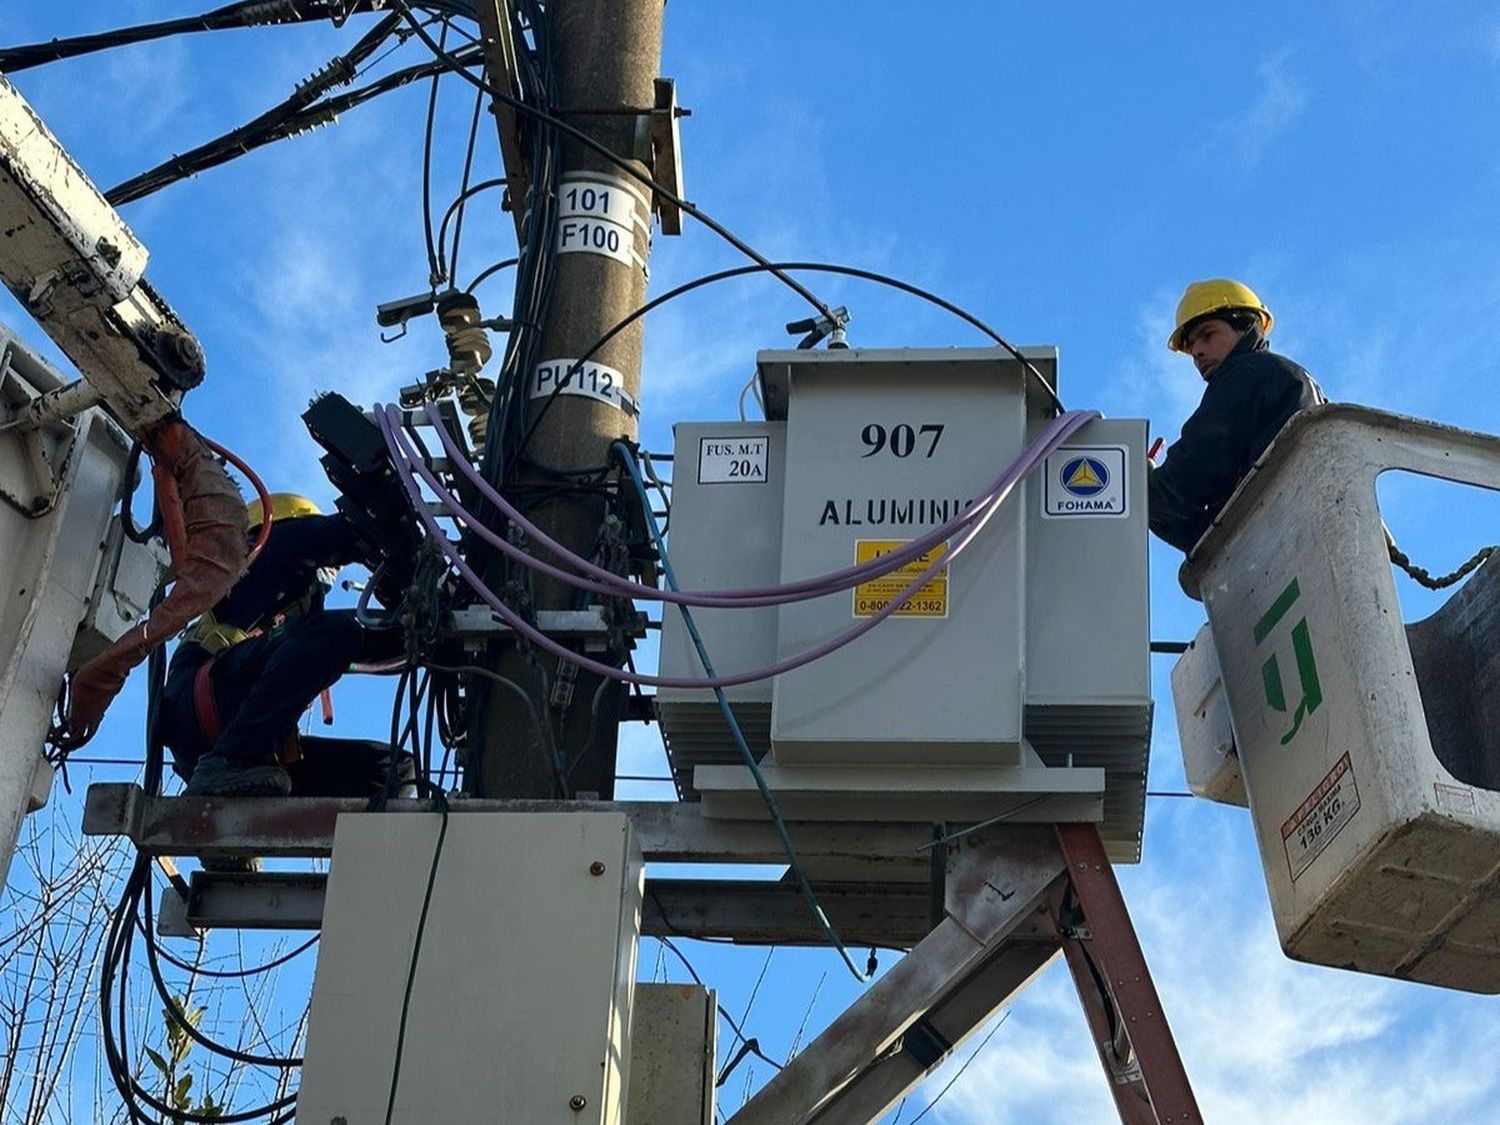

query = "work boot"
[183,754,292,798]
[200,855,262,874]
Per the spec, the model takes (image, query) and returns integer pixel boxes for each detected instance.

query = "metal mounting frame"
[84,785,1199,1123]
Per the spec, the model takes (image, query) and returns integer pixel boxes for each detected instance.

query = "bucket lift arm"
[0,74,204,438]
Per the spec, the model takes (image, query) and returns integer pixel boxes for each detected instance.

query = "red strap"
[193,659,223,744]
[319,687,334,726]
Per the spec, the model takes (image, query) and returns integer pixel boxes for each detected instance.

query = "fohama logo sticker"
[1061,456,1110,497]
[1042,445,1128,518]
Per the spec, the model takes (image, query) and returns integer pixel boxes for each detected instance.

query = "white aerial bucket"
[1179,404,1500,994]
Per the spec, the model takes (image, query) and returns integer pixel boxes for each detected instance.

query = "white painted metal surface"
[0,327,135,888]
[0,75,198,436]
[770,349,1028,767]
[626,984,716,1125]
[297,812,644,1124]
[1183,403,1500,992]
[659,349,1151,859]
[1170,623,1247,807]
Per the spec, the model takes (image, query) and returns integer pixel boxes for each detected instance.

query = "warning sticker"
[852,540,948,619]
[1281,752,1360,881]
[1042,445,1129,519]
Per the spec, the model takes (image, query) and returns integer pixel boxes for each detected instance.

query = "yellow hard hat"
[246,492,321,529]
[1168,279,1273,352]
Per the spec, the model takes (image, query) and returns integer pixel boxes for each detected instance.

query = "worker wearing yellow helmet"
[158,490,411,799]
[1148,279,1324,553]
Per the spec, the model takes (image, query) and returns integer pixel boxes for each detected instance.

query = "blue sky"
[6,2,1500,1121]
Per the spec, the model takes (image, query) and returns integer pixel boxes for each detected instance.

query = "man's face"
[1183,317,1243,380]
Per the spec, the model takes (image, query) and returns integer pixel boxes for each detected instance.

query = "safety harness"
[182,602,330,761]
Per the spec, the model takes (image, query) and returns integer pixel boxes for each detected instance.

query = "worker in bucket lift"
[158,492,413,798]
[1148,279,1324,553]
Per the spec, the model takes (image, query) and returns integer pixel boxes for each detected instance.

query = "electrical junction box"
[298,812,643,1124]
[658,348,1152,861]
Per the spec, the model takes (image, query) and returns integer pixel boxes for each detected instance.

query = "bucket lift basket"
[1182,403,1500,993]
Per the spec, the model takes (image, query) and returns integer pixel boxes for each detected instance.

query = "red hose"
[201,435,274,565]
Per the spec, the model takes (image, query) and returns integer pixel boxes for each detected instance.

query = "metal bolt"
[589,861,606,876]
[570,1094,588,1111]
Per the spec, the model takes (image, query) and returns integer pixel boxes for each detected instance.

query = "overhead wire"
[0,0,427,73]
[388,0,836,325]
[444,82,489,285]
[106,33,485,205]
[518,259,1064,464]
[419,20,451,286]
[905,1010,1013,1124]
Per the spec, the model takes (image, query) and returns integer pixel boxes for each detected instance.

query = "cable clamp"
[786,306,850,350]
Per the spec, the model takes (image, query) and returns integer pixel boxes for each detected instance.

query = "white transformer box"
[657,348,1152,860]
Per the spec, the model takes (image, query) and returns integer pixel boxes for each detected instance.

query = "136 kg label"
[1281,752,1360,880]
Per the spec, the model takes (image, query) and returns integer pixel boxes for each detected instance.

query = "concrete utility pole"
[471,0,666,798]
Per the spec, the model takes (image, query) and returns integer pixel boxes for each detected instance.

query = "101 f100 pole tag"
[529,358,639,416]
[556,174,649,270]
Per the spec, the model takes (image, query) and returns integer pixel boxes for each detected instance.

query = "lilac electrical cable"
[413,400,1095,606]
[377,405,1094,689]
[422,397,1079,599]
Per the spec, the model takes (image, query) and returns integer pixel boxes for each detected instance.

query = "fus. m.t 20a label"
[698,435,769,484]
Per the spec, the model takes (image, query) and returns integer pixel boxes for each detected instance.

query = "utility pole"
[470,0,667,798]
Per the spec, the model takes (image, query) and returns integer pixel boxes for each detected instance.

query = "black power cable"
[419,21,450,286]
[107,38,485,206]
[517,259,1064,470]
[464,255,518,294]
[389,0,836,324]
[445,82,488,285]
[381,794,449,1124]
[436,177,508,268]
[0,1,398,73]
[142,916,321,980]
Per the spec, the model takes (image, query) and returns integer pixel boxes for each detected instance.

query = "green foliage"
[143,996,224,1118]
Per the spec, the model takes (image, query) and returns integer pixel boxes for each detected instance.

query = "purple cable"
[415,400,1095,605]
[378,405,1089,689]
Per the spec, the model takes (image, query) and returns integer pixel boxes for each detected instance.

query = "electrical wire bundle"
[473,0,563,483]
[98,594,309,1124]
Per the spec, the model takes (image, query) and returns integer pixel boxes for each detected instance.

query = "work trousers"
[160,611,410,797]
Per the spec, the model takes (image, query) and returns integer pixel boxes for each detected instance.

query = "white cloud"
[1220,50,1308,168]
[1105,286,1202,437]
[900,805,1500,1124]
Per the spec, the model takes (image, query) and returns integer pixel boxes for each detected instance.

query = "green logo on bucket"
[1254,578,1323,746]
